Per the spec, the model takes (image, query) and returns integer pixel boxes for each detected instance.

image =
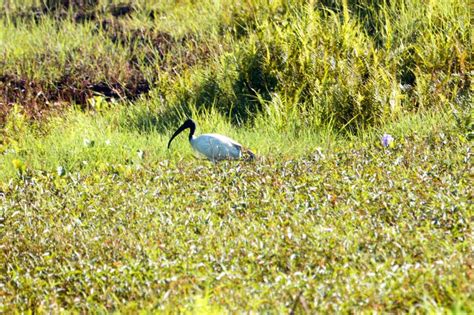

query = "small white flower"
[83,138,95,147]
[57,165,66,177]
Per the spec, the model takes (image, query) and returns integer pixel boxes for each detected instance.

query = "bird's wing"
[193,134,242,160]
[202,134,242,149]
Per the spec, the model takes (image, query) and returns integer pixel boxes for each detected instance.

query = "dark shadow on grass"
[124,44,278,133]
[193,44,278,126]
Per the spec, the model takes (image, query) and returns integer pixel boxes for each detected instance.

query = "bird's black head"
[167,119,196,149]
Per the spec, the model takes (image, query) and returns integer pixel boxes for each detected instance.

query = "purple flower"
[381,133,394,147]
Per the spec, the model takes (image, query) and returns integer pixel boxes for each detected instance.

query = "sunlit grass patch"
[1,0,470,126]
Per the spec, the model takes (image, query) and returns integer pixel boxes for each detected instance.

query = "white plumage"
[167,119,254,161]
[190,133,242,160]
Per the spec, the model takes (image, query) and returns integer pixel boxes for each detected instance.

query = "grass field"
[0,0,472,313]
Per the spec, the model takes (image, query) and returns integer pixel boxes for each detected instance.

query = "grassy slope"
[0,0,473,313]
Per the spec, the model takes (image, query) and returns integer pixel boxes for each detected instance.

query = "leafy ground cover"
[1,108,472,313]
[0,0,472,313]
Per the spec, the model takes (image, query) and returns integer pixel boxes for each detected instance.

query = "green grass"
[0,0,473,313]
[1,0,470,126]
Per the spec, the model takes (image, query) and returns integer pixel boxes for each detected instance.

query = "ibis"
[167,119,255,161]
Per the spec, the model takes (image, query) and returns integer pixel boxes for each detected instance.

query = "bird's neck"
[188,124,195,141]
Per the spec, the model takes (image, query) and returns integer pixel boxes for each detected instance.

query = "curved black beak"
[167,119,196,149]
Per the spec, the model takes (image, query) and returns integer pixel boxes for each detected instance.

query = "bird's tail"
[242,148,256,161]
